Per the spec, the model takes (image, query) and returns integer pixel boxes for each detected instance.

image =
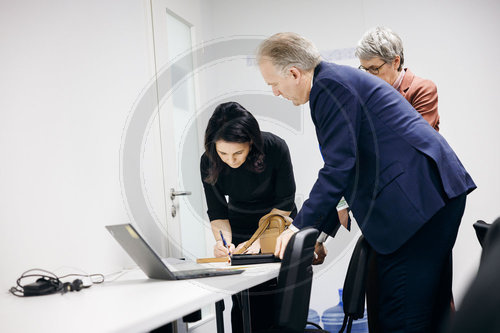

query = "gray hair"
[257,32,321,75]
[355,26,405,71]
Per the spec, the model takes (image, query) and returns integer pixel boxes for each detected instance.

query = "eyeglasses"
[358,62,386,75]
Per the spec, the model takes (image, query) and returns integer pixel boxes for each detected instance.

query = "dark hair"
[204,102,265,184]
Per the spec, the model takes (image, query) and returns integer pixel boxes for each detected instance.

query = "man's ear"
[289,66,302,81]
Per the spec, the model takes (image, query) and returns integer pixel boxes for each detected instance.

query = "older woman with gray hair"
[356,26,440,131]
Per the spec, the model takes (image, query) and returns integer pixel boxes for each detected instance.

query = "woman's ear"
[393,55,401,70]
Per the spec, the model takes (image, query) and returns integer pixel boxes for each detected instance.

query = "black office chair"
[259,227,328,333]
[339,235,372,333]
[446,217,500,333]
[472,219,490,248]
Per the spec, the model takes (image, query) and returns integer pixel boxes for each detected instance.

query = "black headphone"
[61,278,86,293]
[9,268,104,297]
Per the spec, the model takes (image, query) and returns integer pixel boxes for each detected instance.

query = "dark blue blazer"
[293,62,476,254]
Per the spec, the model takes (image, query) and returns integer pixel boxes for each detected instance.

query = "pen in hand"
[219,230,231,256]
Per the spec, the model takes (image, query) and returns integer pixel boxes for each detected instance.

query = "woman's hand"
[214,240,235,257]
[235,238,261,254]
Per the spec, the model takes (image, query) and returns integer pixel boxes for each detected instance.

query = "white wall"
[0,0,149,287]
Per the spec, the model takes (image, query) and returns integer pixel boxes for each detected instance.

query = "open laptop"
[106,223,243,280]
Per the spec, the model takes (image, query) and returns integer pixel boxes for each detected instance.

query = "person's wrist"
[288,223,299,233]
[317,232,328,243]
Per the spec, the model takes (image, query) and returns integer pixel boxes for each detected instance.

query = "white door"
[143,1,208,259]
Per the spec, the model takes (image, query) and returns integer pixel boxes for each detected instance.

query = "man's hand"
[214,240,235,257]
[312,241,328,265]
[235,238,261,254]
[274,228,296,259]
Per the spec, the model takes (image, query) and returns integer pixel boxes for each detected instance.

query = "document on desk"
[163,258,238,272]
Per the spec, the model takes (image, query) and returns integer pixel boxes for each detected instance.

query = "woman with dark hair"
[200,101,297,256]
[200,101,297,332]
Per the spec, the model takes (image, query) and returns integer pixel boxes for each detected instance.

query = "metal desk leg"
[215,300,225,333]
[175,319,188,333]
[241,289,252,333]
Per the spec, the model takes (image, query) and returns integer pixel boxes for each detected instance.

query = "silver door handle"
[170,188,192,201]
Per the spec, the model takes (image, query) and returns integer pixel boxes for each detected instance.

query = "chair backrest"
[337,235,372,333]
[274,227,318,332]
[472,220,490,248]
[447,217,500,333]
[342,235,371,319]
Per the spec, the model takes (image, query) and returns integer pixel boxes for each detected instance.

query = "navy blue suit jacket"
[293,62,476,254]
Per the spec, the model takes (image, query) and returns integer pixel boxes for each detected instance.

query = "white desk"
[0,263,280,333]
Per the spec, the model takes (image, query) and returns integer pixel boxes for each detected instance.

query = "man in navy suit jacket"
[258,32,476,332]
